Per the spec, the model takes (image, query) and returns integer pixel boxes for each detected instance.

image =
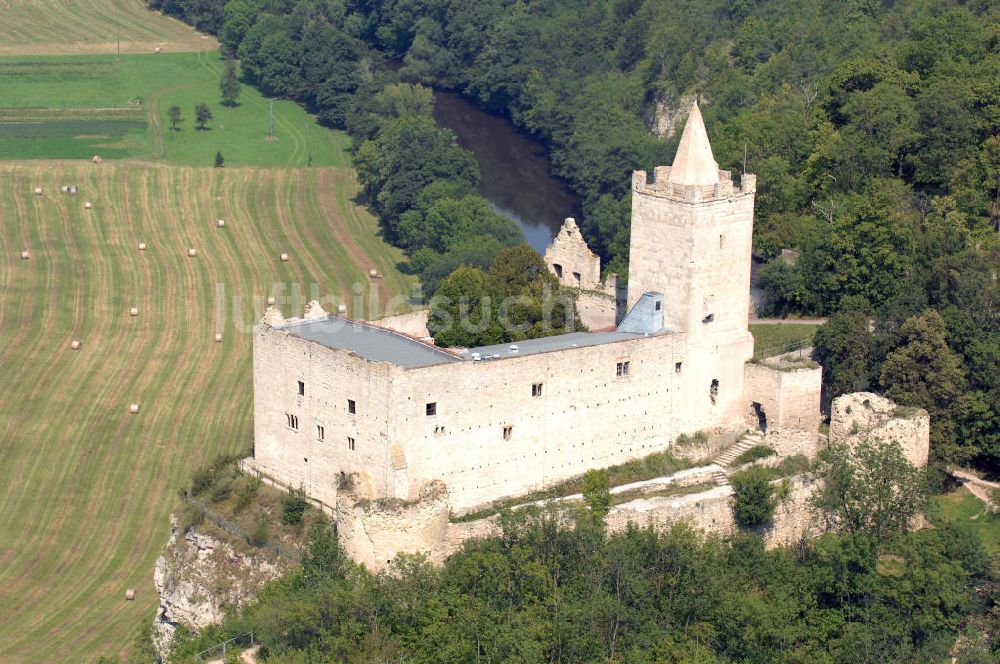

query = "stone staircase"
[711,432,765,486]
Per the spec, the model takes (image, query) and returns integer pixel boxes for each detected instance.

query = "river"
[432,91,581,253]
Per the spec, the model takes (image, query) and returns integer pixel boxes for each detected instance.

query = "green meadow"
[0,51,351,167]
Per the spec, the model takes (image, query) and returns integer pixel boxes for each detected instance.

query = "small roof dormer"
[666,101,719,187]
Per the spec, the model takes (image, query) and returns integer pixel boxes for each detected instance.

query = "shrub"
[582,469,611,518]
[234,476,261,513]
[248,515,269,547]
[282,487,309,526]
[732,444,777,466]
[190,466,214,496]
[210,478,232,504]
[730,466,777,529]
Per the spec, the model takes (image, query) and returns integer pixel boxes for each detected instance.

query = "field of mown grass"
[0,161,414,662]
[0,52,350,167]
[0,0,215,56]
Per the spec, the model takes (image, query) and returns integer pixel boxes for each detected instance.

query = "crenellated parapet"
[631,167,755,203]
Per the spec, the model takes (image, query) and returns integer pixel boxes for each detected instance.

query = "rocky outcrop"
[152,515,292,658]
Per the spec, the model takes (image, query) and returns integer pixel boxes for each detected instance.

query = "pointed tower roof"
[667,101,719,187]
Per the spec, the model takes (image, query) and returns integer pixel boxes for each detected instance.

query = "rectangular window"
[426,402,437,416]
[616,361,630,377]
[348,436,356,451]
[348,399,356,415]
[297,380,305,396]
[532,383,543,397]
[317,425,325,441]
[503,425,513,440]
[286,413,298,431]
[675,362,682,373]
[710,379,719,405]
[655,301,662,311]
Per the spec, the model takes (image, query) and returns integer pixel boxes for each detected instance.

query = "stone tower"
[627,101,756,340]
[626,101,757,424]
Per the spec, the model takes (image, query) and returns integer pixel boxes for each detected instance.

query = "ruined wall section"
[544,217,602,290]
[829,392,930,468]
[744,363,822,433]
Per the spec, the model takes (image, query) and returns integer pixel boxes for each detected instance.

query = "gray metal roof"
[282,317,461,368]
[463,330,654,361]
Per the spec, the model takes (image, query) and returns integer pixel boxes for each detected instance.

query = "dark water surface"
[433,91,581,253]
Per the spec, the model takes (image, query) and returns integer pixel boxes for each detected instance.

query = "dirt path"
[952,469,999,508]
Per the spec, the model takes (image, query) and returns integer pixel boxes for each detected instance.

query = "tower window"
[286,413,299,430]
[503,425,513,440]
[655,301,662,311]
[616,361,630,377]
[710,379,719,405]
[426,402,437,416]
[532,383,543,397]
[675,362,682,373]
[317,425,325,441]
[297,380,305,396]
[348,436,356,451]
[348,399,356,415]
[719,233,725,248]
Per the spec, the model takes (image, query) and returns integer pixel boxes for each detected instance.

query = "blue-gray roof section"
[282,316,461,369]
[464,330,654,361]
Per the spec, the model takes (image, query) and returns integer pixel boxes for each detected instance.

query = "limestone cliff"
[152,515,292,658]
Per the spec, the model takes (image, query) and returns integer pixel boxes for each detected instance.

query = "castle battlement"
[632,167,756,203]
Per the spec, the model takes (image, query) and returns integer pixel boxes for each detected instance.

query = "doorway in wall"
[752,401,767,433]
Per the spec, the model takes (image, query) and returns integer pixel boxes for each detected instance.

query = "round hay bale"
[267,296,276,305]
[20,251,30,260]
[187,248,197,258]
[84,201,92,210]
[369,268,378,278]
[214,333,223,343]
[92,155,103,164]
[137,242,147,251]
[337,304,347,314]
[34,187,43,196]
[129,403,140,414]
[280,253,289,262]
[70,339,82,350]
[129,307,138,317]
[125,588,136,600]
[216,219,225,228]
[154,47,161,53]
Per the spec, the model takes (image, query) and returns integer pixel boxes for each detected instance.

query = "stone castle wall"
[544,217,602,290]
[342,472,823,572]
[829,392,929,467]
[254,311,758,516]
[744,363,823,432]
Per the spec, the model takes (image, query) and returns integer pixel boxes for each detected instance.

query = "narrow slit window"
[286,413,299,430]
[532,383,543,397]
[297,380,305,396]
[675,362,682,373]
[348,436,356,451]
[348,399,356,415]
[317,425,324,441]
[710,379,719,405]
[503,425,513,440]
